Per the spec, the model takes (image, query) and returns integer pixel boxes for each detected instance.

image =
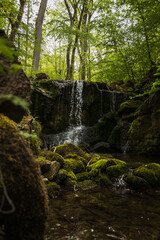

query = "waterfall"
[46,81,85,147]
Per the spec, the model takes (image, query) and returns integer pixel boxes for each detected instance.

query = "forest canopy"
[0,0,160,84]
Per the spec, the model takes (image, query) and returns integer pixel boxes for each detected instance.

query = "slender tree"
[32,0,48,73]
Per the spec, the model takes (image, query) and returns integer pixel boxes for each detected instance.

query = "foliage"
[0,94,28,111]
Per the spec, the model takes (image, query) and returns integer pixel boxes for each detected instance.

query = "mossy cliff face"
[31,79,129,134]
[129,90,160,155]
[0,114,48,240]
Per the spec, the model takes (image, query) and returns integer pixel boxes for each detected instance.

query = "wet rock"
[40,150,64,165]
[133,163,160,187]
[129,90,160,155]
[44,161,61,181]
[52,143,91,161]
[124,174,151,192]
[108,120,131,152]
[37,156,51,174]
[0,114,48,240]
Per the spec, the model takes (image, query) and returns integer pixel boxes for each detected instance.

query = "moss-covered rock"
[76,172,89,182]
[40,150,64,165]
[52,143,91,161]
[124,174,151,192]
[63,158,85,173]
[36,156,51,174]
[46,182,60,198]
[119,99,142,117]
[133,163,160,186]
[106,164,126,178]
[0,114,48,240]
[99,174,112,187]
[43,161,61,181]
[129,90,160,155]
[55,169,68,184]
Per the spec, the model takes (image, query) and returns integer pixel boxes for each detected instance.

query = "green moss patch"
[134,163,160,186]
[63,158,85,173]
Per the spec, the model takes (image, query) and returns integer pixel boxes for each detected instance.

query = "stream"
[45,154,160,240]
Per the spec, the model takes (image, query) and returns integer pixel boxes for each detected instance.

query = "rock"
[63,158,85,173]
[76,172,89,182]
[52,143,91,161]
[0,114,48,240]
[44,161,61,181]
[36,156,51,174]
[108,120,131,152]
[118,99,142,117]
[124,174,151,192]
[0,30,31,104]
[129,90,160,155]
[133,163,160,187]
[46,182,60,198]
[40,150,64,165]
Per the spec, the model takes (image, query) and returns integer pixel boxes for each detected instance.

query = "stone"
[44,161,61,181]
[124,174,151,192]
[129,89,160,155]
[0,114,48,240]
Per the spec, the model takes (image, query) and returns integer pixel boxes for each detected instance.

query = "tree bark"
[32,0,48,73]
[9,0,26,42]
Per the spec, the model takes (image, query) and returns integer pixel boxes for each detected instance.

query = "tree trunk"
[32,0,48,73]
[9,0,26,42]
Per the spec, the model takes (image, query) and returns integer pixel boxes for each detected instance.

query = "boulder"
[129,90,160,155]
[44,161,61,181]
[0,114,48,240]
[124,174,151,192]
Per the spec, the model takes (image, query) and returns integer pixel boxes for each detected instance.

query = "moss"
[134,163,160,186]
[106,164,126,178]
[52,143,91,161]
[88,159,110,172]
[67,171,77,180]
[36,156,48,162]
[100,174,112,187]
[0,114,48,239]
[55,169,68,184]
[0,113,17,133]
[64,154,87,165]
[46,182,60,197]
[65,178,78,190]
[40,150,64,165]
[88,154,101,165]
[63,158,85,173]
[76,172,89,182]
[119,99,142,116]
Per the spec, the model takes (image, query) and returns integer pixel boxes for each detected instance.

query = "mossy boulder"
[88,157,126,182]
[63,158,85,173]
[55,169,68,184]
[40,150,64,165]
[52,143,91,161]
[124,174,151,192]
[0,114,48,240]
[99,174,112,187]
[36,156,51,174]
[133,163,160,186]
[46,182,60,198]
[43,161,61,181]
[76,172,89,182]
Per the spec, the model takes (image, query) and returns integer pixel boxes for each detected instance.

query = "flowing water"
[45,154,160,240]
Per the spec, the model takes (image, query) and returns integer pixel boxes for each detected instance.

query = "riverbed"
[45,154,160,240]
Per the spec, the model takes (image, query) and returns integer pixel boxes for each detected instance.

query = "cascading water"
[46,81,85,147]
